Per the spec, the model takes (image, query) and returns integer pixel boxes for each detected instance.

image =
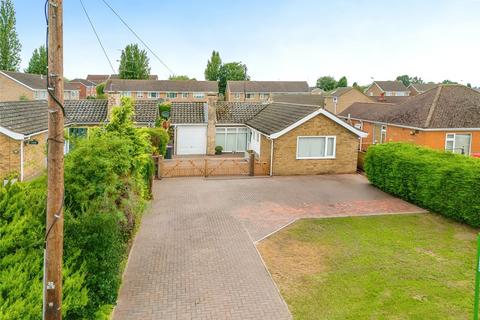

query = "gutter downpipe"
[269,138,274,176]
[20,139,24,181]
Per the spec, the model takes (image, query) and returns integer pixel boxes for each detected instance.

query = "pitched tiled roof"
[227,81,309,93]
[342,85,480,129]
[272,93,324,106]
[64,99,108,124]
[86,74,159,84]
[246,102,320,135]
[104,79,218,93]
[408,83,438,92]
[216,102,266,124]
[373,81,408,92]
[0,100,51,136]
[324,87,355,97]
[171,102,206,124]
[134,100,159,124]
[70,78,97,87]
[369,96,410,104]
[339,102,398,123]
[1,70,79,91]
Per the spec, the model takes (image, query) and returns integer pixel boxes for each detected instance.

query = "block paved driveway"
[113,174,423,320]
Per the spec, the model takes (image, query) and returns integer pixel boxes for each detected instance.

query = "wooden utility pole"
[43,1,64,319]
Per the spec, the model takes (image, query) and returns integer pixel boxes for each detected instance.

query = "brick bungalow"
[0,70,80,101]
[104,79,218,102]
[225,81,310,102]
[340,84,480,156]
[70,78,97,99]
[170,96,366,175]
[0,98,158,181]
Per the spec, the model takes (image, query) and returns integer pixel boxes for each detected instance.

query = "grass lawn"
[257,213,477,320]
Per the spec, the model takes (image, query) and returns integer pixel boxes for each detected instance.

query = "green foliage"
[396,74,424,87]
[141,127,170,156]
[215,145,223,155]
[204,50,222,81]
[316,76,337,91]
[364,143,480,227]
[169,74,195,80]
[0,0,21,71]
[119,43,151,80]
[218,61,248,95]
[25,45,47,75]
[158,101,171,120]
[337,76,348,87]
[442,79,458,84]
[0,98,154,318]
[96,82,107,99]
[19,94,28,101]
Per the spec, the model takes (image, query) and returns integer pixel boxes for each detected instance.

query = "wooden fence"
[157,157,269,178]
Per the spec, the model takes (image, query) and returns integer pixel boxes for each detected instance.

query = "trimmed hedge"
[364,143,480,227]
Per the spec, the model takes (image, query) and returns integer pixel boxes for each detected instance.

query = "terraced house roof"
[104,79,218,93]
[372,81,408,92]
[0,70,79,91]
[227,81,309,93]
[134,100,160,124]
[272,93,324,106]
[341,85,480,129]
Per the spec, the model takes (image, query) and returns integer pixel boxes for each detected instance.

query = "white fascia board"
[270,109,368,139]
[172,123,208,126]
[0,126,25,140]
[0,71,35,91]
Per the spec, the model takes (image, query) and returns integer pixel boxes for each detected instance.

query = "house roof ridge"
[424,85,443,128]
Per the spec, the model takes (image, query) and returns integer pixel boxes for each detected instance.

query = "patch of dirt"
[257,234,328,292]
[414,248,444,262]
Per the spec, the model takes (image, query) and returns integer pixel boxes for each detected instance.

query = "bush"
[215,145,223,155]
[158,102,171,120]
[364,143,480,226]
[0,97,153,319]
[141,127,170,156]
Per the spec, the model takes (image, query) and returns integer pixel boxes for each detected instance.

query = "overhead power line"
[79,0,116,74]
[100,0,175,76]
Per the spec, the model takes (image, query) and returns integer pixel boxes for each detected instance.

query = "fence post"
[249,151,255,176]
[157,155,163,180]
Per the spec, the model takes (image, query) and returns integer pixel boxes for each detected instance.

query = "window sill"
[296,156,336,160]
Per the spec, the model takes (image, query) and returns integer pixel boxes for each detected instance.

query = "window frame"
[380,125,387,143]
[445,133,472,155]
[234,93,241,100]
[246,93,255,99]
[137,91,144,98]
[181,92,189,98]
[193,92,205,99]
[166,92,178,99]
[296,136,336,160]
[148,91,159,99]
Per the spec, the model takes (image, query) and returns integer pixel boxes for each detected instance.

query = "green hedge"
[364,143,480,227]
[0,97,153,319]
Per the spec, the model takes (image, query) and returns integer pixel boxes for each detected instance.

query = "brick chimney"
[206,93,217,155]
[107,92,121,121]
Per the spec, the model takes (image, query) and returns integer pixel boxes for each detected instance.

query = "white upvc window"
[234,93,241,100]
[148,91,159,99]
[137,91,144,98]
[193,92,205,99]
[122,91,131,97]
[259,93,269,100]
[215,127,248,152]
[380,125,387,143]
[166,92,177,99]
[246,93,255,99]
[445,133,471,155]
[385,91,394,96]
[296,136,336,159]
[182,92,189,98]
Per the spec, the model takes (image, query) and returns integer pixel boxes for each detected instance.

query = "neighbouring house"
[104,79,218,102]
[86,74,159,85]
[225,81,310,102]
[170,95,366,175]
[0,71,80,101]
[407,83,438,96]
[310,87,324,95]
[272,93,324,107]
[70,78,97,99]
[322,87,373,115]
[340,84,480,156]
[365,80,410,97]
[0,97,158,181]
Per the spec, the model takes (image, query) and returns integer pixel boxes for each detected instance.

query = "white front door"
[176,126,207,155]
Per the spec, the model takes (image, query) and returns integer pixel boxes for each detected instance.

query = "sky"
[12,0,480,86]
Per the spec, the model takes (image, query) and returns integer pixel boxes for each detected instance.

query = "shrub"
[158,101,171,120]
[364,143,480,226]
[0,97,154,318]
[96,83,106,99]
[215,145,223,155]
[141,127,170,156]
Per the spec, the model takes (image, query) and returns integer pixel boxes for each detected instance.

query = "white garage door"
[176,125,207,155]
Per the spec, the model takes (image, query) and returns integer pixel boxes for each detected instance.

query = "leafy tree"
[352,82,365,92]
[118,43,150,80]
[96,83,106,99]
[442,79,458,84]
[218,62,248,95]
[467,83,472,88]
[169,74,195,80]
[25,45,47,75]
[204,50,222,81]
[396,75,424,87]
[337,76,348,88]
[316,76,337,91]
[0,0,21,71]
